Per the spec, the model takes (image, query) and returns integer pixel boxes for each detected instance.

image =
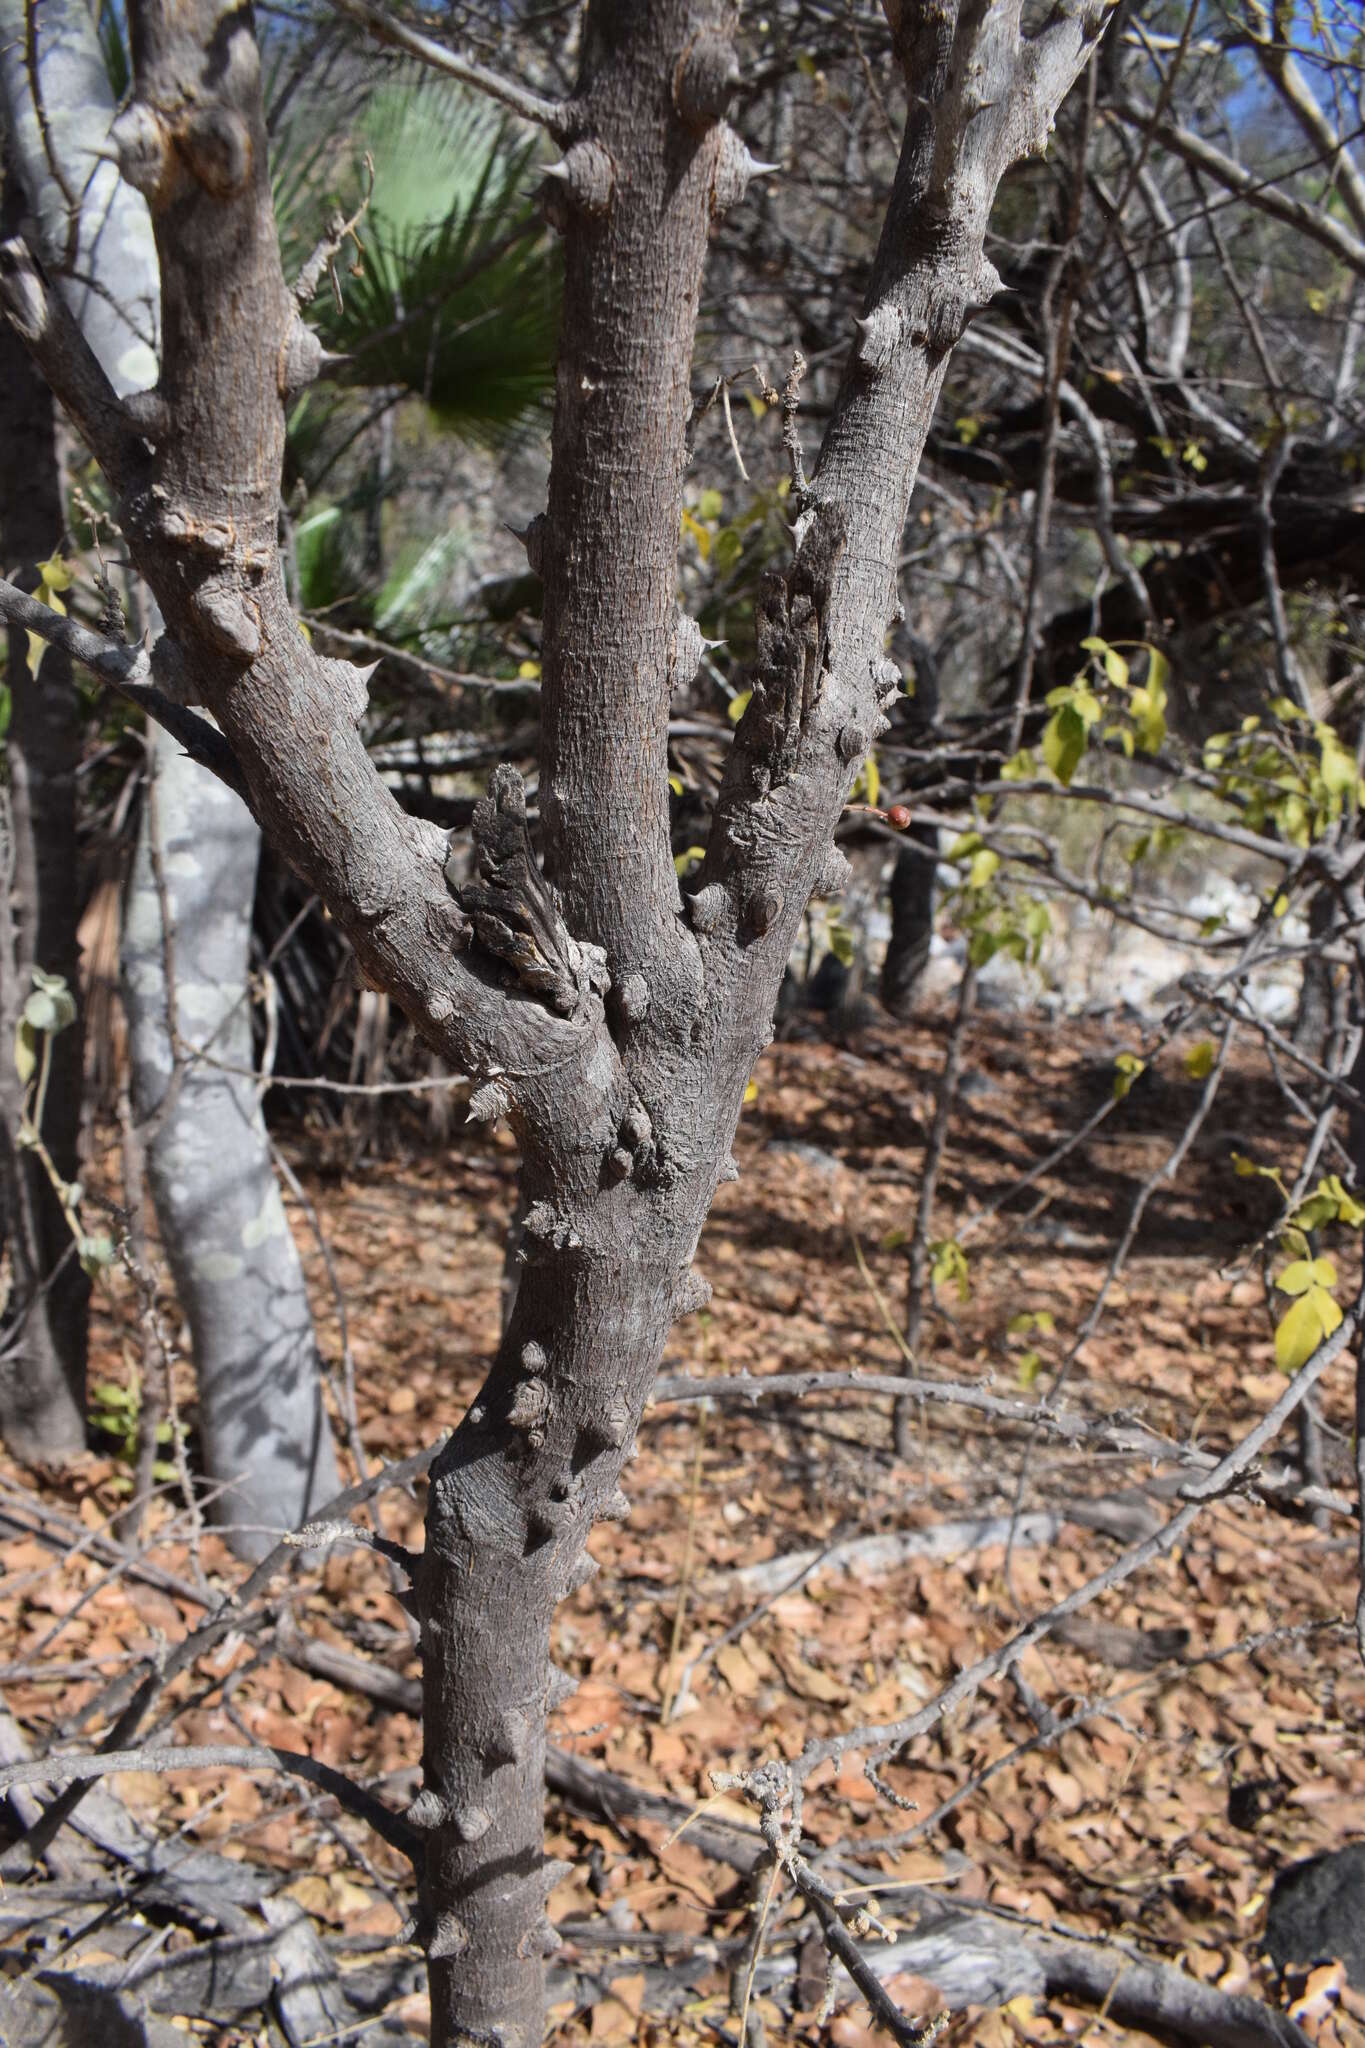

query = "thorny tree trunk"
[0,0,1109,2039]
[0,0,337,1543]
[122,723,340,1556]
[0,189,87,1458]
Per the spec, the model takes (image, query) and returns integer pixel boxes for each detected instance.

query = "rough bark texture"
[0,225,87,1458]
[0,1,1110,2039]
[1,0,337,1539]
[122,724,340,1555]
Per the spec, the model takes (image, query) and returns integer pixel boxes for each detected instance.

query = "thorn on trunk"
[453,1804,492,1843]
[673,1268,712,1318]
[711,125,779,215]
[674,30,740,127]
[604,1145,633,1184]
[547,1666,578,1709]
[812,846,851,901]
[564,1551,599,1593]
[403,1788,447,1830]
[686,882,729,935]
[614,971,650,1028]
[542,138,615,217]
[426,1912,470,1960]
[489,1707,532,1766]
[511,512,546,578]
[579,1390,631,1454]
[191,584,261,664]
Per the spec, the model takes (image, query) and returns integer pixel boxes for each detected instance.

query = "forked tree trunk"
[0,1,1109,2038]
[0,186,87,1459]
[0,0,337,1546]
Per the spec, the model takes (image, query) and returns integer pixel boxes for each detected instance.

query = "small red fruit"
[886,804,912,830]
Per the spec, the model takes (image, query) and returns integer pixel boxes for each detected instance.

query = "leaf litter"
[2,1006,1363,2046]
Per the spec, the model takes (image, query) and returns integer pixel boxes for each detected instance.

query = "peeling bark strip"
[1,2,1110,2042]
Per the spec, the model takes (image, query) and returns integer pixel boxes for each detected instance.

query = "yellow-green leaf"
[1113,1052,1146,1100]
[967,847,999,891]
[727,689,751,724]
[1274,1285,1343,1373]
[1184,1041,1215,1080]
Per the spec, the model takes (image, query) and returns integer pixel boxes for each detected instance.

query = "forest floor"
[4,1002,1365,2047]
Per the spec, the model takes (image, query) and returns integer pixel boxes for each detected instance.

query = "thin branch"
[1110,101,1365,280]
[792,1275,1365,1781]
[0,1442,439,1870]
[0,580,250,802]
[0,1743,417,1863]
[323,0,571,138]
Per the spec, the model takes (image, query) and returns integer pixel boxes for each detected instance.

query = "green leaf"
[1113,1052,1146,1100]
[673,845,706,876]
[998,748,1035,783]
[697,488,724,522]
[1319,728,1358,799]
[727,689,752,724]
[929,1238,970,1303]
[967,847,999,891]
[1321,1176,1365,1230]
[1016,1350,1041,1388]
[1042,704,1087,786]
[1274,1285,1343,1373]
[1183,1041,1215,1080]
[91,1381,135,1410]
[1277,1256,1338,1297]
[827,920,855,968]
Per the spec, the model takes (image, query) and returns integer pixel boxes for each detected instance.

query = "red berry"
[887,804,912,830]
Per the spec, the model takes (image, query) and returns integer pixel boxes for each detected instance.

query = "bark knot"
[452,766,607,1016]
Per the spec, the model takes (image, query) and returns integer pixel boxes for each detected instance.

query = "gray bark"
[0,164,88,1460]
[0,0,1110,2038]
[122,724,339,1554]
[0,0,337,1548]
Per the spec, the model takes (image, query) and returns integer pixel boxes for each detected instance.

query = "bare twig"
[323,0,570,137]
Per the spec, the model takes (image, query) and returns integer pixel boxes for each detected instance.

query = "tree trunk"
[0,209,88,1459]
[881,821,940,1019]
[0,0,337,1547]
[121,724,339,1556]
[0,0,1111,2037]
